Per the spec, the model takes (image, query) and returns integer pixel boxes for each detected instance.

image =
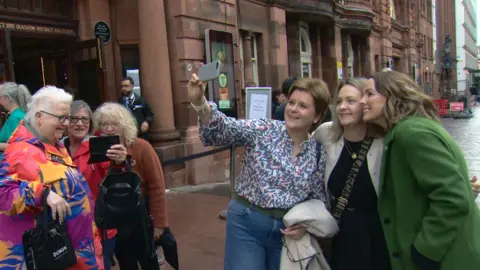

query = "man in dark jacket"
[119,77,154,140]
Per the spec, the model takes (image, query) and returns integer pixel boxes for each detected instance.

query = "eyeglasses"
[282,236,316,263]
[70,116,90,124]
[40,110,70,123]
[100,122,120,129]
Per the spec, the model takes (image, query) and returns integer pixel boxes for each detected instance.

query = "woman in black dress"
[314,78,391,269]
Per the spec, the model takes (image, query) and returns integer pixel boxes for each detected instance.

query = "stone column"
[242,32,256,87]
[138,0,179,143]
[311,26,322,78]
[268,6,288,89]
[321,24,342,94]
[287,21,301,78]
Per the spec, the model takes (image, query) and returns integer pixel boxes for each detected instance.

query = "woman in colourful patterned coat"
[187,73,331,270]
[0,86,101,269]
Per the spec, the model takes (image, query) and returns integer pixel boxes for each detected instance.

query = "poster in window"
[205,29,237,118]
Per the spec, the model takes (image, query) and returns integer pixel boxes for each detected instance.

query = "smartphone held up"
[87,135,121,164]
[198,60,222,82]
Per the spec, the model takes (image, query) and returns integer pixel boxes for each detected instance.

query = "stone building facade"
[98,0,435,187]
[0,0,434,187]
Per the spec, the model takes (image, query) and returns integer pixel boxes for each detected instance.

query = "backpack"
[94,159,147,239]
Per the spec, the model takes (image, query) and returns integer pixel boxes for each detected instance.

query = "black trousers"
[114,218,159,270]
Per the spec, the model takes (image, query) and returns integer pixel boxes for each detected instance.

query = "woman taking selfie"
[360,70,480,269]
[314,78,390,270]
[187,73,330,270]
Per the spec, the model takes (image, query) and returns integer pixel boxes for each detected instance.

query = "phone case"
[87,136,121,164]
[198,61,221,81]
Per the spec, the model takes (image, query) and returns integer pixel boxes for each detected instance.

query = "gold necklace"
[344,140,357,159]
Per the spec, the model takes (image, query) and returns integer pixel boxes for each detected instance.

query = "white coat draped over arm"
[280,199,339,270]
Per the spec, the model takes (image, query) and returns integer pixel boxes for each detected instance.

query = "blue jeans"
[224,199,285,270]
[102,237,116,270]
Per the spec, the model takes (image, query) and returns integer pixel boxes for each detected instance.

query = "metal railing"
[159,144,237,191]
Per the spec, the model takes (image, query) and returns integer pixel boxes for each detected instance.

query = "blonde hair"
[288,78,331,132]
[330,78,383,141]
[93,102,138,147]
[371,70,439,129]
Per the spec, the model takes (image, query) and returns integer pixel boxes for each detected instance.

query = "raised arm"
[188,74,272,146]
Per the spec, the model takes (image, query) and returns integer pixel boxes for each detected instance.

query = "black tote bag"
[22,189,77,270]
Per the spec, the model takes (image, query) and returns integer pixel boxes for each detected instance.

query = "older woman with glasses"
[0,86,101,269]
[63,100,127,270]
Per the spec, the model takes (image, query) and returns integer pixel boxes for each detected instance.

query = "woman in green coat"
[359,70,480,270]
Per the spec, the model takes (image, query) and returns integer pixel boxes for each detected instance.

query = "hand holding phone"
[188,73,207,106]
[87,135,121,164]
[106,144,128,164]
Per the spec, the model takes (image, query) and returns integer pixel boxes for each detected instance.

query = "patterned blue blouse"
[199,102,327,209]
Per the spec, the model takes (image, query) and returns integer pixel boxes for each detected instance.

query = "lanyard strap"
[332,137,374,222]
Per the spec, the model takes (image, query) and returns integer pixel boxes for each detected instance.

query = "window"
[120,45,141,93]
[389,0,396,19]
[238,32,259,87]
[299,22,312,78]
[427,0,432,21]
[239,33,244,88]
[251,34,259,87]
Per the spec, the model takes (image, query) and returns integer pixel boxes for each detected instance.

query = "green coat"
[378,117,480,270]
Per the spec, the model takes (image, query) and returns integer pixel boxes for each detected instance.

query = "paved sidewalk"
[112,190,230,270]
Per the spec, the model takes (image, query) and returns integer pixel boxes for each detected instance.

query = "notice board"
[245,87,272,119]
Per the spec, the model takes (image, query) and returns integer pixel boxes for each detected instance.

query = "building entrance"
[11,35,70,93]
[3,32,106,109]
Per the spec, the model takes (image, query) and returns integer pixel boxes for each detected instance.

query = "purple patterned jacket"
[199,102,327,209]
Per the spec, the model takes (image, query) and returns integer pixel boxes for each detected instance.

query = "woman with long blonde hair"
[360,70,480,270]
[312,78,390,269]
[93,102,168,269]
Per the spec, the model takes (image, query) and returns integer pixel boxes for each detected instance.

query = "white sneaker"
[157,247,166,265]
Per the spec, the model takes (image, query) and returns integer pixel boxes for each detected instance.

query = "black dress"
[328,140,391,270]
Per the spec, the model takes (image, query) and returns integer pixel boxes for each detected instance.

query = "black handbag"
[22,189,77,270]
